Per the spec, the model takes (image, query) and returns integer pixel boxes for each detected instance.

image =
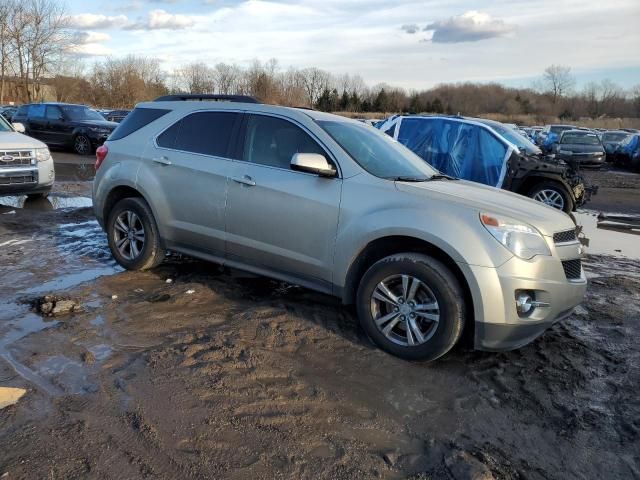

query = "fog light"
[516,292,534,314]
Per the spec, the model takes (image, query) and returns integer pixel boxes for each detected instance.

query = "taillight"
[95,144,108,170]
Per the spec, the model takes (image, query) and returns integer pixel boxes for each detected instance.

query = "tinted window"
[169,112,239,157]
[111,107,170,141]
[28,104,45,118]
[243,115,325,169]
[45,106,63,120]
[157,122,180,149]
[15,105,28,117]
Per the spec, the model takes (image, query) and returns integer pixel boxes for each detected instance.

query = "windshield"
[602,132,629,142]
[61,105,106,121]
[561,133,601,145]
[0,115,12,132]
[486,122,541,154]
[318,120,438,179]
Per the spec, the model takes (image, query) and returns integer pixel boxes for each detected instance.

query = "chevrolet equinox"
[93,95,587,361]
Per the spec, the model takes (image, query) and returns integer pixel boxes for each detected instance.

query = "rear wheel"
[73,134,92,155]
[529,181,574,213]
[356,253,465,362]
[107,197,165,270]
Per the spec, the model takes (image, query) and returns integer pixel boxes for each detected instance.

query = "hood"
[396,179,574,236]
[558,143,604,154]
[71,119,118,130]
[0,131,47,149]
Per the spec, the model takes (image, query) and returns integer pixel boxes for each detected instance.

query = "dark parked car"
[555,130,606,168]
[377,115,595,213]
[613,133,640,170]
[537,124,576,153]
[12,103,118,155]
[601,130,630,157]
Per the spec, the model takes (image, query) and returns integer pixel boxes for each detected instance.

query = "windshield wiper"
[386,176,429,182]
[426,174,459,181]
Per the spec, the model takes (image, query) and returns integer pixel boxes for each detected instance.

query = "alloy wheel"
[74,135,91,155]
[369,274,440,347]
[113,210,145,261]
[533,189,565,210]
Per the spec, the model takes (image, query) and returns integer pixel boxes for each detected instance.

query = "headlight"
[480,213,551,260]
[35,147,51,162]
[88,127,109,134]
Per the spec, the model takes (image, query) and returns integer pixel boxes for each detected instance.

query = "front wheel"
[356,253,465,362]
[528,181,574,213]
[107,197,165,270]
[73,134,92,155]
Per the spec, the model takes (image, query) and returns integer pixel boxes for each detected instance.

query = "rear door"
[150,110,242,256]
[225,113,342,289]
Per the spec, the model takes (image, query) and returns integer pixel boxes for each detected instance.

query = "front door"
[225,114,342,289]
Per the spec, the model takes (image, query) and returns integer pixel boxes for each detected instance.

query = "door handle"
[152,156,172,166]
[232,175,256,187]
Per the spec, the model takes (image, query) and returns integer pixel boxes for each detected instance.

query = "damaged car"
[377,115,595,213]
[554,130,606,168]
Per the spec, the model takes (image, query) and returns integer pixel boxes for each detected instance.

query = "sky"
[64,0,640,91]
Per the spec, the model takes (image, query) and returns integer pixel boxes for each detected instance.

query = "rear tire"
[73,134,92,155]
[107,197,165,270]
[356,253,465,362]
[528,181,574,213]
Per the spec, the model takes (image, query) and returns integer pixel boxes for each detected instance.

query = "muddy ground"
[0,154,639,479]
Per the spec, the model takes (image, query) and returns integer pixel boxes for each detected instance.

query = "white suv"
[0,117,54,198]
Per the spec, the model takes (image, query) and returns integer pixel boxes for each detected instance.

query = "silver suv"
[93,95,587,361]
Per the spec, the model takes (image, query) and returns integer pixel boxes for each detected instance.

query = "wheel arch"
[515,174,573,200]
[341,235,476,345]
[102,185,146,226]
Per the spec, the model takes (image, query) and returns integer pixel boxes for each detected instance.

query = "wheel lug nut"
[394,307,399,312]
[400,315,405,320]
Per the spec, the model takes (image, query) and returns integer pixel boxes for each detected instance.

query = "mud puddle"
[0,194,93,212]
[575,209,640,259]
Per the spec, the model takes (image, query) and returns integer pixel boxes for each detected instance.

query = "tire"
[528,181,574,213]
[356,253,465,362]
[106,197,165,270]
[73,134,92,155]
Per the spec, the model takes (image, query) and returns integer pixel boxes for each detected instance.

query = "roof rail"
[153,94,260,103]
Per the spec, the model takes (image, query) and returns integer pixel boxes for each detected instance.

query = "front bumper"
[0,158,54,196]
[459,245,587,351]
[88,131,111,148]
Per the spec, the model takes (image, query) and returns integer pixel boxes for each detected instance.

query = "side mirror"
[12,122,25,133]
[291,153,337,177]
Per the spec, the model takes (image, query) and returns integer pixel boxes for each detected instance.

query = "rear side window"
[110,108,170,141]
[158,112,240,158]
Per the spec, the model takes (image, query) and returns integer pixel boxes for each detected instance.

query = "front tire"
[528,181,574,213]
[356,253,465,362]
[107,197,165,270]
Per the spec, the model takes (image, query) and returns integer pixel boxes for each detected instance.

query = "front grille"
[553,229,577,244]
[0,150,35,168]
[562,259,582,280]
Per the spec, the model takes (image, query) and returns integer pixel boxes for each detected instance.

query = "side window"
[242,115,326,170]
[384,123,396,137]
[16,105,28,117]
[45,106,63,120]
[169,112,239,157]
[111,108,170,141]
[156,121,180,150]
[476,129,508,186]
[28,104,45,119]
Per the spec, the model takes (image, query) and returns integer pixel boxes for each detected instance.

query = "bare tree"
[214,63,240,94]
[298,67,331,107]
[177,62,215,94]
[541,64,575,105]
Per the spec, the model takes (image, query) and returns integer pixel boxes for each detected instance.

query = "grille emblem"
[1,155,14,163]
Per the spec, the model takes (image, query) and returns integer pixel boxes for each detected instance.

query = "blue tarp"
[377,116,510,187]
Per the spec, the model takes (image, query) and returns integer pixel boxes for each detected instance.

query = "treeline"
[51,58,640,121]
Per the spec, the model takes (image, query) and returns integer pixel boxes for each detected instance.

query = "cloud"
[424,11,514,43]
[66,14,129,30]
[70,31,111,45]
[125,9,195,30]
[401,24,419,34]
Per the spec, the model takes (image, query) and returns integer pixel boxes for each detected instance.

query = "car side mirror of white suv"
[12,122,26,133]
[291,153,337,178]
